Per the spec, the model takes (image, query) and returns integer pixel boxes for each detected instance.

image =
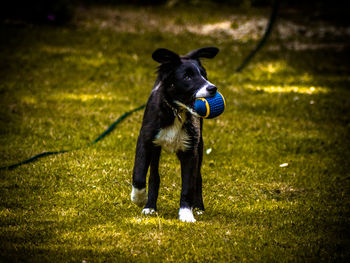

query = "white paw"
[131,186,147,207]
[142,208,156,215]
[179,208,196,223]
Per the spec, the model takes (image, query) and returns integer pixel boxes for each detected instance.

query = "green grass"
[1,4,350,262]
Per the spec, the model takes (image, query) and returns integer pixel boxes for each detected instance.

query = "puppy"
[131,47,219,222]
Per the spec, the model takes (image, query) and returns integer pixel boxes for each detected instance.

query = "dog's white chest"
[153,114,190,153]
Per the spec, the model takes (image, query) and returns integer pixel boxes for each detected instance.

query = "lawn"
[1,4,349,262]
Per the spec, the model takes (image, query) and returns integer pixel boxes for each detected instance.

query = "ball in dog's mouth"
[194,92,226,119]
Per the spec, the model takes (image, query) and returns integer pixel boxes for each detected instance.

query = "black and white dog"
[131,47,219,222]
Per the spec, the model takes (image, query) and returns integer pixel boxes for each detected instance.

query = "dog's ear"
[184,47,219,60]
[152,48,181,64]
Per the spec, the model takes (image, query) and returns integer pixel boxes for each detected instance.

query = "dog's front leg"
[177,151,199,222]
[131,135,151,207]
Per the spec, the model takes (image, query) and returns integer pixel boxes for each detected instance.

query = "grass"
[1,4,350,262]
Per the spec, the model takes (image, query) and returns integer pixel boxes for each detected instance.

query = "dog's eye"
[184,74,191,81]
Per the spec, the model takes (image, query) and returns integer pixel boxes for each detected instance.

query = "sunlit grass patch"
[40,45,79,55]
[244,84,329,94]
[128,216,180,227]
[256,61,290,74]
[49,93,116,102]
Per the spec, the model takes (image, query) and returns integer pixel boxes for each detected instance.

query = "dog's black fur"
[131,47,219,222]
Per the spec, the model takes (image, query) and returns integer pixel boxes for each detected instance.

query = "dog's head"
[152,47,219,107]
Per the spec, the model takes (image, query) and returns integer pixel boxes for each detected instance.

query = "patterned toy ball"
[194,92,226,119]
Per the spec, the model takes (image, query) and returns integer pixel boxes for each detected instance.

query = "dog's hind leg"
[142,146,161,215]
[131,136,152,207]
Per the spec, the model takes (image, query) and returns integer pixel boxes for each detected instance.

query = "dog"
[131,47,219,222]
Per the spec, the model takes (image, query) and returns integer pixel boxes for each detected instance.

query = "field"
[1,4,349,262]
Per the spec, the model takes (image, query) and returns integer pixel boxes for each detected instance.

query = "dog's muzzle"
[195,82,217,98]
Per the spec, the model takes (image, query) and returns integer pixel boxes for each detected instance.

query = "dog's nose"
[206,85,217,95]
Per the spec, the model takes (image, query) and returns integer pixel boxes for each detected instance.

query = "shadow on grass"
[1,247,129,262]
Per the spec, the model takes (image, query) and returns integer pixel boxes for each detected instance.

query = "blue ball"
[194,92,226,119]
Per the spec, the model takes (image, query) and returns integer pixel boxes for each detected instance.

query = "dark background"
[1,0,349,26]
